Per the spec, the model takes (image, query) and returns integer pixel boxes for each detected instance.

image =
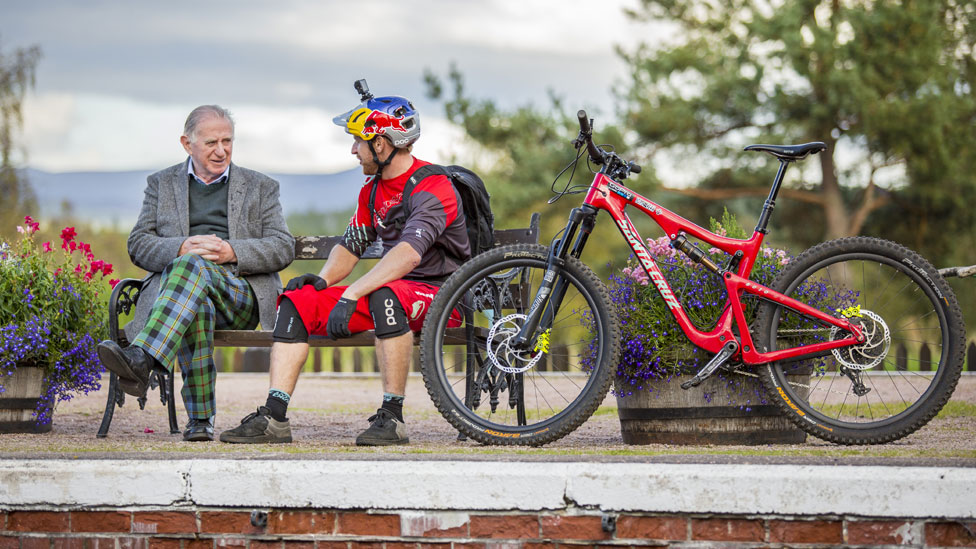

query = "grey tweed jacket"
[124,160,295,338]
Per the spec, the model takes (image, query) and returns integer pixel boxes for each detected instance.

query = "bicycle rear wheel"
[755,237,965,444]
[419,244,619,446]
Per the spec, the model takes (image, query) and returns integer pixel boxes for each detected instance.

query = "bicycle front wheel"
[755,237,965,444]
[419,244,619,446]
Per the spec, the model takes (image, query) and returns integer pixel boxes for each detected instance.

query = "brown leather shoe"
[96,340,152,397]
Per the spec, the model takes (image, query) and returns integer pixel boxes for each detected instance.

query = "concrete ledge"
[1,459,974,519]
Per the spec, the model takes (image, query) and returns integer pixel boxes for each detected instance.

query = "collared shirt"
[186,157,230,186]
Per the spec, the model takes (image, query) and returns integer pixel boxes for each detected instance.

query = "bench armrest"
[108,275,151,344]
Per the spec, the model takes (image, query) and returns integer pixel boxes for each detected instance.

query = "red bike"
[420,110,966,446]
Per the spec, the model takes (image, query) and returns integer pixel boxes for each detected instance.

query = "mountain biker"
[220,89,470,446]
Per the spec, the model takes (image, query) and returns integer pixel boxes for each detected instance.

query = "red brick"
[147,540,182,549]
[769,519,842,544]
[469,515,538,539]
[282,542,315,549]
[347,544,384,549]
[132,512,197,535]
[267,511,334,535]
[71,511,131,533]
[20,538,51,549]
[691,518,764,542]
[616,516,686,540]
[199,511,263,535]
[540,515,609,540]
[8,511,70,532]
[0,513,5,529]
[53,539,88,549]
[249,542,281,549]
[313,542,349,549]
[184,540,213,549]
[336,512,400,536]
[0,537,18,549]
[416,544,452,549]
[452,545,484,549]
[926,521,976,547]
[848,520,919,545]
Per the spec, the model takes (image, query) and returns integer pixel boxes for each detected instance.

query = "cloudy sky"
[3,0,657,175]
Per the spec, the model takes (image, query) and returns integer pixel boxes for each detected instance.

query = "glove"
[326,297,358,340]
[284,273,328,292]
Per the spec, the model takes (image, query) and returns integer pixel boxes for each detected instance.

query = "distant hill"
[23,167,364,226]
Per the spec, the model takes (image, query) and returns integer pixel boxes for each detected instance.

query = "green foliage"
[620,0,976,259]
[0,39,41,241]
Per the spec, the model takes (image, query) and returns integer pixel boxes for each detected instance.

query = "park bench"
[96,213,540,437]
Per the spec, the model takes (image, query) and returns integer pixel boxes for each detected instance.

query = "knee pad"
[369,287,410,339]
[272,296,309,343]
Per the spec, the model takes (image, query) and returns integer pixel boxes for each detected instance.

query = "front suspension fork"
[511,205,598,350]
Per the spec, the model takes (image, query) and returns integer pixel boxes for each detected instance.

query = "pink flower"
[109,279,120,288]
[16,226,25,234]
[42,242,52,252]
[101,263,114,276]
[90,260,105,275]
[23,216,40,233]
[60,227,77,243]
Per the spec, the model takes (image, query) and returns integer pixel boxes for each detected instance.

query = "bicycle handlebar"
[576,110,606,165]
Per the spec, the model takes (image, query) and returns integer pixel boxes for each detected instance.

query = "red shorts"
[279,279,459,337]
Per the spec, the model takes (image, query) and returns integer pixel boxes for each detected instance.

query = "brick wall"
[1,508,974,548]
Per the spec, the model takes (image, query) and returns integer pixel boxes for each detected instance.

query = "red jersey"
[339,157,470,281]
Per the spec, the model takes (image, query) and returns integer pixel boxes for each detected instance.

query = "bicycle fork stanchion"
[512,206,598,351]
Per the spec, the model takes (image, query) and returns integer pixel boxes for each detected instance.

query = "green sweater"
[188,177,230,239]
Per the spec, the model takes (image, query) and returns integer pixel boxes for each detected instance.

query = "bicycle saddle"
[744,142,826,161]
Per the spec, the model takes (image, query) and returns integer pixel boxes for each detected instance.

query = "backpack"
[368,164,495,259]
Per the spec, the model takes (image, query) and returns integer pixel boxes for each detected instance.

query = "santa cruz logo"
[615,218,681,310]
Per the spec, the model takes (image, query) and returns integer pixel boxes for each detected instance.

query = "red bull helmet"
[333,95,421,148]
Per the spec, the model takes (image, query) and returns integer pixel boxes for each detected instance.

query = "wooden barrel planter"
[0,364,52,434]
[615,369,806,445]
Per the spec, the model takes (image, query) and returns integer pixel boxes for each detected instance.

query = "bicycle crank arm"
[681,341,739,390]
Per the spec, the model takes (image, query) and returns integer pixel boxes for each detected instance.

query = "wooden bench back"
[294,213,540,260]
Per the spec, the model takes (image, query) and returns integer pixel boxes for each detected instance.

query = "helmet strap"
[367,138,398,180]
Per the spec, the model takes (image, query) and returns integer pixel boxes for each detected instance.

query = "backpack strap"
[399,164,448,224]
[369,164,448,231]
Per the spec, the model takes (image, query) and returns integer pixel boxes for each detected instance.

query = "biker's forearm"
[341,242,421,301]
[319,244,360,287]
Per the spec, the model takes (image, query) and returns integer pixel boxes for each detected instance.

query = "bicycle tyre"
[419,243,619,446]
[755,237,965,444]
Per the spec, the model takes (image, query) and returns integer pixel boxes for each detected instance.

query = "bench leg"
[166,373,179,434]
[96,372,120,438]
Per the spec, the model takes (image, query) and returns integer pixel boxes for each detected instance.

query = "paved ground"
[2,373,974,465]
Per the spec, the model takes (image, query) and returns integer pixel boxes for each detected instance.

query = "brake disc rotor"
[830,309,890,370]
[486,313,545,374]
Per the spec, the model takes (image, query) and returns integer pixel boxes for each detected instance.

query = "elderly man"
[97,105,294,441]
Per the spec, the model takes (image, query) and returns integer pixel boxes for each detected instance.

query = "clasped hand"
[180,234,236,264]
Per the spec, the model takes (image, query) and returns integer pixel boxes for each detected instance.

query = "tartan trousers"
[132,254,256,420]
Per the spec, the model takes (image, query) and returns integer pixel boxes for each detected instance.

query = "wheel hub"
[486,313,545,374]
[830,309,890,370]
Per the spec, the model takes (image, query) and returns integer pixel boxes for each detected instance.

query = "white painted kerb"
[0,460,972,519]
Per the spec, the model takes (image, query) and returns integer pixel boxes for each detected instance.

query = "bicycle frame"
[505,165,864,367]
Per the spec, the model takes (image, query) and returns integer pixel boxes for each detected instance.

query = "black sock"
[381,393,404,422]
[265,389,290,422]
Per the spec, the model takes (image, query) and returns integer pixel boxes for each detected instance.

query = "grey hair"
[183,105,235,141]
